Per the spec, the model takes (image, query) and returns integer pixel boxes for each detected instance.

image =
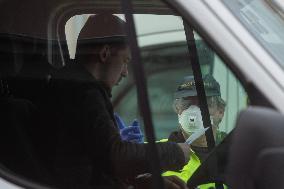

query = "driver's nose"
[121,64,128,77]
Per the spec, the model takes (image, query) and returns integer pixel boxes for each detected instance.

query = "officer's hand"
[164,175,188,189]
[177,143,191,163]
[114,113,144,143]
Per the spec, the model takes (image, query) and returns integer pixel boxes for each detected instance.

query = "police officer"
[162,74,227,188]
[170,75,226,148]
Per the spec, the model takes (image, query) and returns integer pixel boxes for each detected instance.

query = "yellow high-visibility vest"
[161,139,226,189]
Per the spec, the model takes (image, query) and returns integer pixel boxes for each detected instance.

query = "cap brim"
[174,90,220,99]
[77,36,127,45]
[174,90,197,99]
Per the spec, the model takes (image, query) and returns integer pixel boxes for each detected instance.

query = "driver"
[42,13,190,189]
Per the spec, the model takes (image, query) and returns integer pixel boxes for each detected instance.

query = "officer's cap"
[174,74,221,99]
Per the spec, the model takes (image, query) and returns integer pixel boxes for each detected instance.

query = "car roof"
[0,0,175,39]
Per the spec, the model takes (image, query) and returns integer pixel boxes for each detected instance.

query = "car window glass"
[107,4,249,187]
[179,25,248,147]
[223,0,284,71]
[65,14,92,60]
[112,14,214,140]
[201,42,248,144]
[110,13,248,145]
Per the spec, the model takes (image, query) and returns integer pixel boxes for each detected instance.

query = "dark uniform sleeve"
[82,88,186,179]
[168,130,186,143]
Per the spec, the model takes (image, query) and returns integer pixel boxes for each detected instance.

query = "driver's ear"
[99,45,111,63]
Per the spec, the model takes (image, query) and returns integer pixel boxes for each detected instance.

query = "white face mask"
[178,105,213,134]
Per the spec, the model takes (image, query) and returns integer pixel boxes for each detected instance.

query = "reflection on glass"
[223,0,284,70]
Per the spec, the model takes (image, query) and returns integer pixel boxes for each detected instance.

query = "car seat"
[0,34,54,186]
[227,107,284,189]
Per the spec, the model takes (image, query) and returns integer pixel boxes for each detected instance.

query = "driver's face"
[105,47,131,88]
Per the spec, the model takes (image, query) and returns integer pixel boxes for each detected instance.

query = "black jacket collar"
[53,63,112,98]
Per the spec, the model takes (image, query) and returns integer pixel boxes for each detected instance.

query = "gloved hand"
[114,113,144,143]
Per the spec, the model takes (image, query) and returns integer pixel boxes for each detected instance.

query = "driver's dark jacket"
[39,63,185,189]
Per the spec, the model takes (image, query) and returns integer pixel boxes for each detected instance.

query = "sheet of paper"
[185,127,209,145]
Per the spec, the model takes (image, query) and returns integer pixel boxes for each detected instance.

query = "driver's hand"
[164,175,188,189]
[177,143,191,163]
[134,174,188,189]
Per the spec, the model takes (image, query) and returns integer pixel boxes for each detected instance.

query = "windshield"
[223,0,284,69]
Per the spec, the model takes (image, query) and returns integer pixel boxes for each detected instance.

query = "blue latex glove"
[114,113,144,143]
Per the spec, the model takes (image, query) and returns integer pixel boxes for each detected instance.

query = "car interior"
[0,0,281,189]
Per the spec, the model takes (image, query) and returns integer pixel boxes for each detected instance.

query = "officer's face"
[177,96,219,117]
[175,96,199,115]
[105,46,131,88]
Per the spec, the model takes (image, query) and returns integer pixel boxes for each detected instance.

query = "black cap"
[174,74,221,99]
[77,14,127,45]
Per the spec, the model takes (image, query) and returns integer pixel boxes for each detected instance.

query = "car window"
[113,39,194,139]
[65,7,248,187]
[112,16,214,140]
[108,3,249,187]
[199,36,248,144]
[110,14,248,144]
